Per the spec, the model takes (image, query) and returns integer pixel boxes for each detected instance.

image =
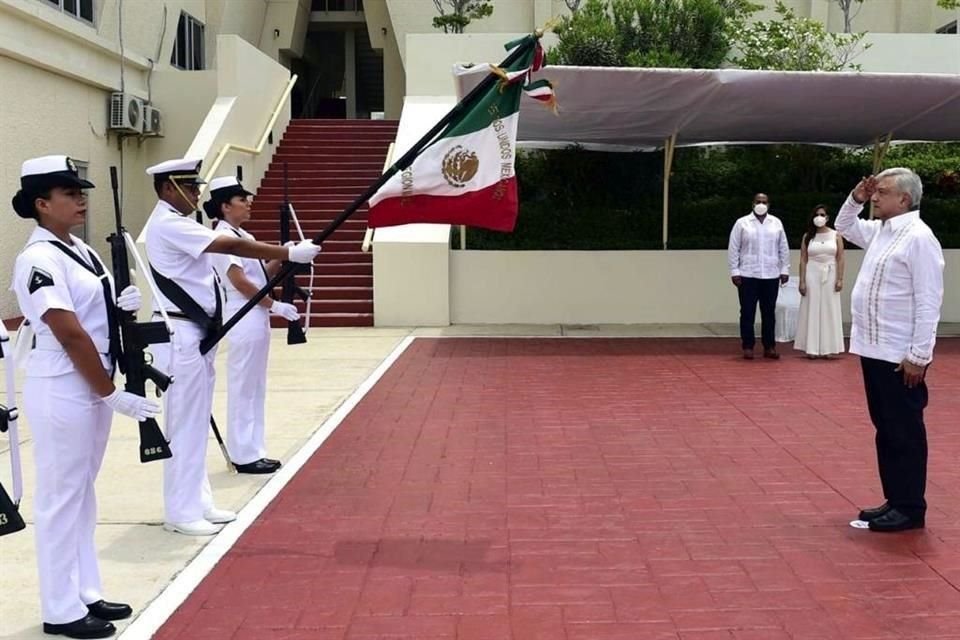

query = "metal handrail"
[198,74,299,194]
[361,141,394,253]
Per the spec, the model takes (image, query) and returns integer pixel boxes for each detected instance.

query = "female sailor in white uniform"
[11,155,159,639]
[206,176,298,474]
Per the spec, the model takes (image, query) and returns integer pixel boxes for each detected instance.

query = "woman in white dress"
[794,204,845,358]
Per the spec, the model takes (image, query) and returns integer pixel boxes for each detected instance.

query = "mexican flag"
[367,35,554,233]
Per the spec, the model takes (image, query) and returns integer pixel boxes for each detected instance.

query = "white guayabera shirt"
[835,195,944,366]
[727,213,790,279]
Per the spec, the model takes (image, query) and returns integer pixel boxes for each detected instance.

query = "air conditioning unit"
[108,92,144,134]
[143,105,164,137]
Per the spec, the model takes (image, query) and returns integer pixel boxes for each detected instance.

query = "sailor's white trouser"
[152,320,218,524]
[24,372,111,624]
[224,304,270,465]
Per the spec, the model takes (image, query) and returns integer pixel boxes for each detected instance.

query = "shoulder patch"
[27,267,55,294]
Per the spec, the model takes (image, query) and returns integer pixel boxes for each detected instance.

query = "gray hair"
[875,167,923,210]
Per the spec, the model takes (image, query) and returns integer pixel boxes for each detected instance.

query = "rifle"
[199,35,540,355]
[279,162,310,345]
[108,166,175,463]
[0,325,26,536]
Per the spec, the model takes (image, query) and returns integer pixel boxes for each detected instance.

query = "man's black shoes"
[86,600,132,621]
[867,508,925,532]
[234,458,282,474]
[858,502,892,522]
[43,614,115,639]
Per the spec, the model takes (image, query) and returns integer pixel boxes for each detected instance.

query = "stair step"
[282,131,396,141]
[270,313,374,328]
[257,182,377,192]
[301,274,372,287]
[301,286,372,300]
[261,170,384,179]
[288,120,398,128]
[285,299,373,313]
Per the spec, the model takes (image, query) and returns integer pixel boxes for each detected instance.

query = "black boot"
[43,614,115,639]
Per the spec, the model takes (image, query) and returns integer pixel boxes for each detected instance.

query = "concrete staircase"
[246,118,398,327]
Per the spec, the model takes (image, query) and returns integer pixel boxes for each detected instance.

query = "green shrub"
[459,144,960,250]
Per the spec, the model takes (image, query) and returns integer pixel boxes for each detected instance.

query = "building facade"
[1,0,957,319]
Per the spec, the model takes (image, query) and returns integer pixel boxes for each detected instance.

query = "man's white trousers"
[224,304,270,465]
[24,372,110,624]
[152,320,218,524]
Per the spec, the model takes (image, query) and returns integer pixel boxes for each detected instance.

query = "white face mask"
[813,215,827,228]
[753,203,768,216]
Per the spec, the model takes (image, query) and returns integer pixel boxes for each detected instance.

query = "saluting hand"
[116,285,142,313]
[270,300,300,322]
[852,176,877,204]
[101,388,162,421]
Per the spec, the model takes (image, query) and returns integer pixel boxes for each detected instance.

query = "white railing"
[361,141,395,253]
[198,74,298,193]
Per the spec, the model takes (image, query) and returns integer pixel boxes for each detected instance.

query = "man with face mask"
[727,193,790,359]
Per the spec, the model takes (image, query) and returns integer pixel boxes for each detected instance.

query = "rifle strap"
[149,265,223,343]
[48,241,122,372]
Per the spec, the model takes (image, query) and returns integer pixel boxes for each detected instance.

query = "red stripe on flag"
[368,178,519,232]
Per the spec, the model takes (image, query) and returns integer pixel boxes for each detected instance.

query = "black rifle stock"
[280,162,308,345]
[108,167,174,463]
[199,36,539,355]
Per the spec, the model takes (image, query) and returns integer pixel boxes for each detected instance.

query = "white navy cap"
[208,176,253,197]
[13,155,94,219]
[146,157,206,183]
[20,155,94,190]
[203,176,253,219]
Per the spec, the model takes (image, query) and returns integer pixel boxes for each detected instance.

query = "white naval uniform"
[11,227,115,624]
[143,200,221,524]
[212,221,271,465]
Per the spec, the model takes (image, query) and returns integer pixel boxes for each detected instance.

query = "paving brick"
[151,338,960,640]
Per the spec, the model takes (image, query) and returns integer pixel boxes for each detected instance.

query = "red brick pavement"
[153,338,960,640]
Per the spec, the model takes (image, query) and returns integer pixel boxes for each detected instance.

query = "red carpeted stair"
[246,119,398,327]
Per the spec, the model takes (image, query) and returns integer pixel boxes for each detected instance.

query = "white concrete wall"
[858,33,960,73]
[0,0,294,319]
[448,250,960,326]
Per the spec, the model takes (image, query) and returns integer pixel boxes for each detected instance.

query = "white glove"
[116,285,142,312]
[101,388,162,421]
[270,300,300,321]
[287,240,321,264]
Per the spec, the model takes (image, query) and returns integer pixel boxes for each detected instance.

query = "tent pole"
[662,134,677,250]
[869,133,893,219]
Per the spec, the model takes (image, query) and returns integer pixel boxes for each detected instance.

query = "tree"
[731,1,871,71]
[564,0,584,12]
[938,0,959,9]
[832,0,864,33]
[431,0,494,34]
[552,0,757,68]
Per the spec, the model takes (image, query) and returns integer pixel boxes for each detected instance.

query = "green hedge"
[459,144,960,250]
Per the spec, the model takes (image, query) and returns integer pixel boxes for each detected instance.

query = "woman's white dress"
[794,229,845,356]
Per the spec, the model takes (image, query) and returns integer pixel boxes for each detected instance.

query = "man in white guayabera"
[836,168,944,533]
[727,193,790,360]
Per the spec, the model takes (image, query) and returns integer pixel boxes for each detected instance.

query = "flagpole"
[199,34,540,354]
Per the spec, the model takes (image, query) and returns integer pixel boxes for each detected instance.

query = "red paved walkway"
[154,338,960,640]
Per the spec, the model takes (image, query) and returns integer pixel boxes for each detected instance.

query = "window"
[170,12,205,70]
[936,21,957,34]
[43,0,95,24]
[71,161,90,242]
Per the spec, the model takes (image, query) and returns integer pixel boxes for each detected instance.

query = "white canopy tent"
[454,66,960,247]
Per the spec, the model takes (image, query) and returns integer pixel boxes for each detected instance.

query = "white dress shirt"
[727,213,790,279]
[143,200,221,315]
[835,195,944,366]
[211,221,268,300]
